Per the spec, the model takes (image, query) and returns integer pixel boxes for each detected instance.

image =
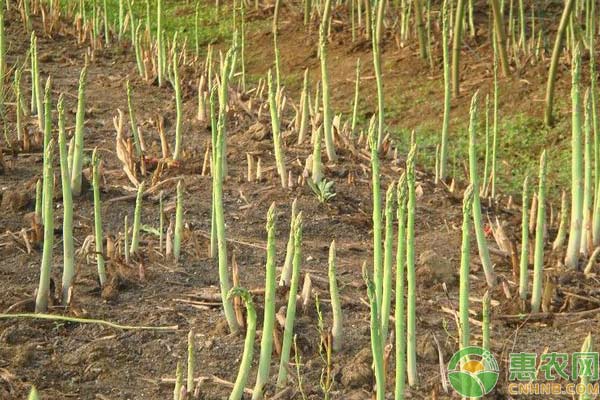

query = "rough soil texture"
[0,3,598,400]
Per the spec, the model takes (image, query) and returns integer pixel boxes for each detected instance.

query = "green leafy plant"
[307,178,336,203]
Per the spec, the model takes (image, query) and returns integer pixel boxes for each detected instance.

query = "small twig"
[0,313,178,331]
[431,331,449,393]
[271,387,295,399]
[147,175,187,195]
[584,247,600,275]
[561,290,600,306]
[173,298,221,307]
[441,306,482,326]
[106,192,143,204]
[160,375,253,395]
[194,229,267,250]
[497,306,600,321]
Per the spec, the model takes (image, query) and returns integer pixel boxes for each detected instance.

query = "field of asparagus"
[0,0,599,399]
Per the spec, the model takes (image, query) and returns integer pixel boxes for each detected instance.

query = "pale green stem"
[319,0,337,162]
[209,88,217,259]
[35,139,55,313]
[157,0,164,87]
[298,69,309,144]
[118,0,124,40]
[581,90,592,256]
[531,151,547,313]
[579,334,594,400]
[92,149,107,286]
[439,0,451,181]
[133,21,144,77]
[491,53,499,198]
[468,92,496,287]
[482,95,491,196]
[413,0,428,59]
[187,329,195,395]
[372,0,385,149]
[482,290,490,350]
[58,96,74,305]
[14,68,24,143]
[103,0,109,45]
[380,182,395,345]
[364,265,385,400]
[328,240,343,353]
[174,180,183,261]
[35,179,42,221]
[543,0,576,126]
[395,173,407,400]
[451,0,466,95]
[369,118,383,310]
[518,0,525,48]
[174,362,183,400]
[28,387,39,400]
[519,176,530,300]
[124,215,130,264]
[32,34,43,131]
[41,77,52,220]
[267,70,287,188]
[351,59,360,135]
[252,204,277,400]
[565,45,583,269]
[406,145,417,387]
[228,288,256,400]
[459,185,474,349]
[130,182,144,255]
[312,125,323,184]
[280,198,297,286]
[276,213,303,387]
[554,191,568,250]
[490,0,511,77]
[159,191,164,255]
[70,64,88,196]
[215,72,240,333]
[172,51,183,161]
[240,1,246,91]
[126,80,142,156]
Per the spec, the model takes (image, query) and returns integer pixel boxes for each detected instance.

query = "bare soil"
[0,3,598,400]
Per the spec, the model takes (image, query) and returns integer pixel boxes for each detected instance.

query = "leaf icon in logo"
[447,347,499,398]
[448,371,486,397]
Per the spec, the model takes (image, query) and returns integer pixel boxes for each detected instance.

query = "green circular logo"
[448,346,499,398]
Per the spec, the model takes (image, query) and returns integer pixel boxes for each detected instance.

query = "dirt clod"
[416,249,455,287]
[340,347,373,389]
